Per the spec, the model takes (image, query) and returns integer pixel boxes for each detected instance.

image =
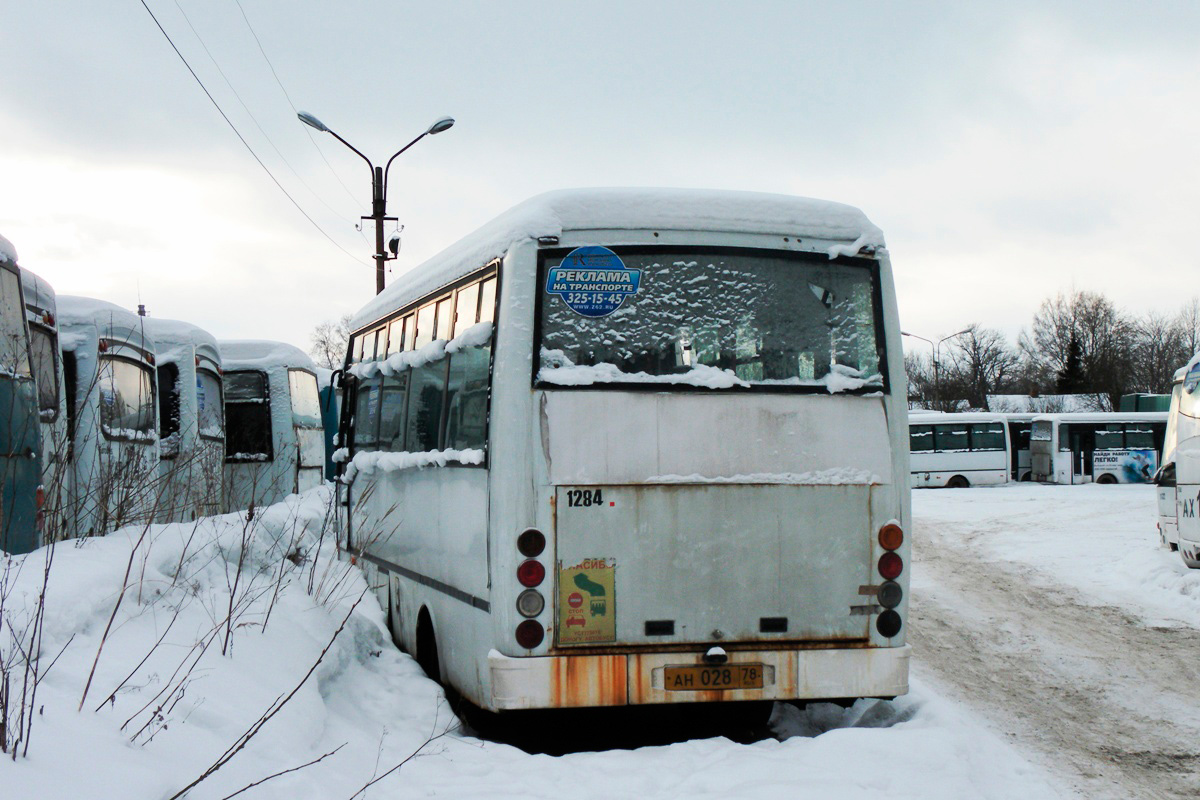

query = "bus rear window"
[537,248,884,392]
[29,326,58,414]
[225,370,272,461]
[99,356,155,439]
[1,268,32,378]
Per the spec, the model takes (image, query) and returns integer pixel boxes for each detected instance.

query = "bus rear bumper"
[488,644,911,711]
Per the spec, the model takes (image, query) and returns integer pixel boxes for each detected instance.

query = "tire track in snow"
[910,519,1200,800]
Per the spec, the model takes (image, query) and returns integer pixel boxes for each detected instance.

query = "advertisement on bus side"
[1093,448,1157,484]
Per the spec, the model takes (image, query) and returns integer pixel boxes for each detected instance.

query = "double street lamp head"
[296,111,454,139]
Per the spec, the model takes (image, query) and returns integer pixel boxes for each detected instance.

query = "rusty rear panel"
[552,483,874,648]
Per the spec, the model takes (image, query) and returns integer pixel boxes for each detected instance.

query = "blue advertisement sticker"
[545,246,641,318]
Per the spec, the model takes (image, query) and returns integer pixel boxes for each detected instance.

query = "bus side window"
[1125,424,1154,449]
[478,277,497,324]
[63,349,77,456]
[1095,424,1124,450]
[453,282,480,337]
[909,425,933,453]
[354,377,381,450]
[969,423,1004,452]
[406,361,448,452]
[445,343,490,451]
[158,362,181,458]
[378,372,410,452]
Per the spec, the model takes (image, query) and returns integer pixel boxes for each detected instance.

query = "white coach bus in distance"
[908,412,1010,488]
[1171,356,1200,568]
[1154,367,1187,551]
[338,188,911,717]
[1029,411,1168,485]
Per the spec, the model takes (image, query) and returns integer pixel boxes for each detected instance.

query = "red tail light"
[517,559,545,587]
[515,620,544,649]
[35,486,45,508]
[517,528,546,557]
[878,552,903,580]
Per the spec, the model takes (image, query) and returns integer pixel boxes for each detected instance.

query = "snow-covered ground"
[0,486,1113,799]
[911,483,1200,799]
[914,483,1200,627]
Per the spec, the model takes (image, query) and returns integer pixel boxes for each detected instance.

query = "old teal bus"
[1,235,43,554]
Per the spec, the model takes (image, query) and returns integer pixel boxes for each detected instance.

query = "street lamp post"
[298,111,455,295]
[902,328,971,410]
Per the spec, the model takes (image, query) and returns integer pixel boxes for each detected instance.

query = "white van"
[58,297,160,536]
[146,318,225,522]
[220,340,324,512]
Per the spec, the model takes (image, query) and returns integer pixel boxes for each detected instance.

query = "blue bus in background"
[1,235,43,554]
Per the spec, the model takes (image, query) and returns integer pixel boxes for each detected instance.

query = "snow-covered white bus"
[20,268,68,541]
[58,297,160,536]
[908,412,1009,488]
[146,318,225,522]
[1154,367,1187,551]
[1029,412,1168,485]
[221,340,324,512]
[1171,356,1200,567]
[339,188,911,716]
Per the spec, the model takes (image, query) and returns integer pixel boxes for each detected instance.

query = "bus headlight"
[516,589,545,618]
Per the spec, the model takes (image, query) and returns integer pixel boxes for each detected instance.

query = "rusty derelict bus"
[339,188,911,715]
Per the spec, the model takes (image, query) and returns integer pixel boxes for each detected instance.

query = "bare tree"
[940,324,1018,410]
[1176,296,1200,363]
[1130,310,1190,394]
[310,314,354,370]
[1020,290,1136,408]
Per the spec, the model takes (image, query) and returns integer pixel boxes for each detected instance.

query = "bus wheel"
[1020,472,1032,482]
[1181,551,1200,569]
[946,475,969,489]
[416,609,441,683]
[1095,474,1118,485]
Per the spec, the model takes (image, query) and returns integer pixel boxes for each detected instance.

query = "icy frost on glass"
[538,250,884,391]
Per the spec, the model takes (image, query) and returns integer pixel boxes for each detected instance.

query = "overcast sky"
[2,1,1198,355]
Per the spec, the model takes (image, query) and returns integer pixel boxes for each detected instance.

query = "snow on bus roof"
[19,268,57,319]
[1029,411,1168,423]
[145,317,221,367]
[907,412,1009,425]
[351,187,884,330]
[0,233,17,265]
[220,339,316,371]
[58,295,154,351]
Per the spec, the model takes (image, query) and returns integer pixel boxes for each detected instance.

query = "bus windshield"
[537,247,885,392]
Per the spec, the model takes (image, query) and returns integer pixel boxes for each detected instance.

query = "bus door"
[1068,425,1096,482]
[1,264,42,554]
[287,369,325,494]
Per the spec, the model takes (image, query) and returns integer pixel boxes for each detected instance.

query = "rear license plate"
[663,664,765,691]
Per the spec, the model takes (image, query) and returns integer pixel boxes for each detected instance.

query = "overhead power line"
[136,0,368,266]
[232,0,364,211]
[171,0,360,228]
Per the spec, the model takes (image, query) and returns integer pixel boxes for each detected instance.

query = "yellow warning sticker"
[557,559,616,645]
